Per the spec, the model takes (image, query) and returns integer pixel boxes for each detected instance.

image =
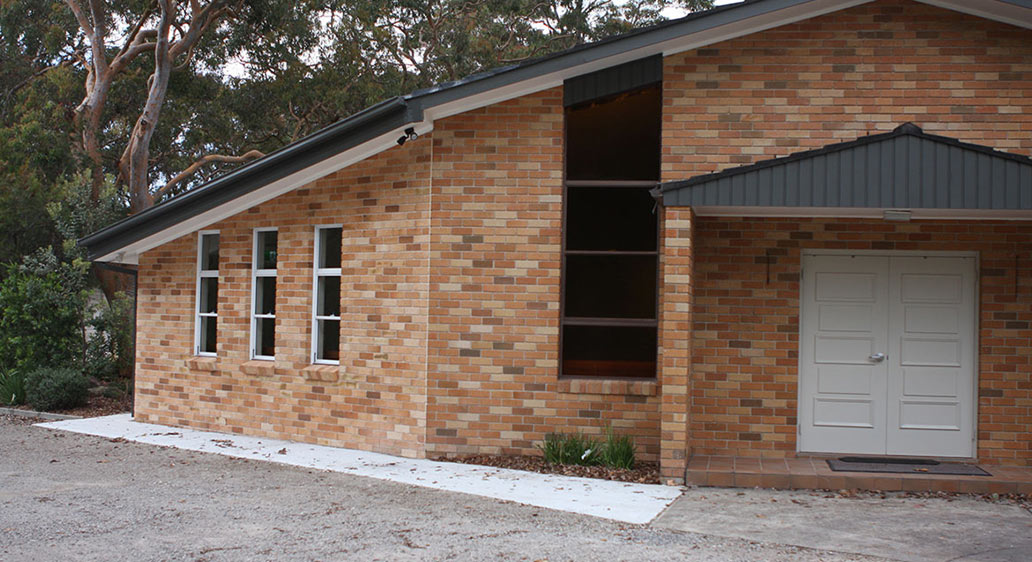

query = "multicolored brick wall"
[424,87,665,466]
[689,217,1032,466]
[134,136,433,458]
[662,0,1032,180]
[658,0,1032,466]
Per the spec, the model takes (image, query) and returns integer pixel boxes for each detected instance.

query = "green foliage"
[540,432,603,466]
[0,247,90,372]
[85,292,135,380]
[47,173,128,260]
[600,426,637,469]
[541,427,637,469]
[24,366,88,412]
[0,367,27,406]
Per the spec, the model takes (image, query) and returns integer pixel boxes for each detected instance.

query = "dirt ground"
[0,416,881,562]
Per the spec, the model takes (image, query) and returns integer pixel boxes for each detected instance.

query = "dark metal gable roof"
[659,124,1032,210]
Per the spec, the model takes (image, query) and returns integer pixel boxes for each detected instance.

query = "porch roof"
[658,123,1032,216]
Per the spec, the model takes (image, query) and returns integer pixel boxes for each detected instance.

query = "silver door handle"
[869,352,886,362]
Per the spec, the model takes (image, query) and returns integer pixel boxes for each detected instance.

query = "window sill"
[186,356,218,373]
[241,360,277,377]
[558,378,657,396]
[302,364,339,383]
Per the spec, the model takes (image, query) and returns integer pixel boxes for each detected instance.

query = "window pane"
[199,278,218,314]
[318,275,341,317]
[318,227,342,269]
[564,254,657,319]
[256,277,276,315]
[256,317,275,357]
[317,319,340,361]
[200,234,219,271]
[562,325,656,378]
[199,316,217,354]
[565,86,661,181]
[566,187,657,251]
[257,231,278,269]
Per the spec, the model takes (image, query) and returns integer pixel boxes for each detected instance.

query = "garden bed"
[434,454,661,484]
[11,393,130,418]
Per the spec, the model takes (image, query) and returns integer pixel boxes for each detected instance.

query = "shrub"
[24,367,88,412]
[0,248,89,372]
[540,432,602,466]
[0,368,26,406]
[600,426,636,469]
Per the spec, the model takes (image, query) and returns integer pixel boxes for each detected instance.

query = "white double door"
[799,253,976,458]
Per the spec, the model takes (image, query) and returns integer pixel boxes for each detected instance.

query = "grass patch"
[541,426,636,469]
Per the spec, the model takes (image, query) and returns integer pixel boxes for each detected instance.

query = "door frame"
[797,249,980,459]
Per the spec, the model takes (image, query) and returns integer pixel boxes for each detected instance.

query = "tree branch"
[157,150,265,196]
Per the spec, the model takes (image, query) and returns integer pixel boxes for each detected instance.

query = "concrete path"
[38,414,681,524]
[654,487,1032,562]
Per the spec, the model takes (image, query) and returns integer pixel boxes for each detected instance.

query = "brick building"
[81,0,1032,485]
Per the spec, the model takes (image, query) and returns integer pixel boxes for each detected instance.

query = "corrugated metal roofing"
[563,56,662,107]
[660,123,1032,210]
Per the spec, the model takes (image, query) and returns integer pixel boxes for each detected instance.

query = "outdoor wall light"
[396,127,419,146]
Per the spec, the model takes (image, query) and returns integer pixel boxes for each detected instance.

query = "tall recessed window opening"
[312,226,342,364]
[195,232,219,356]
[561,84,661,379]
[251,228,278,359]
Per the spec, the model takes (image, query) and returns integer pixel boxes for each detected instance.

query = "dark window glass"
[257,231,278,269]
[199,278,218,314]
[257,318,275,357]
[256,277,276,315]
[562,325,657,378]
[565,86,661,181]
[200,234,219,271]
[200,317,217,354]
[318,276,341,317]
[566,187,657,251]
[564,255,657,319]
[318,319,340,361]
[319,227,342,269]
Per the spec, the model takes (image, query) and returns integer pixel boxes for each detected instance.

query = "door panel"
[886,257,975,457]
[799,254,976,458]
[799,255,888,454]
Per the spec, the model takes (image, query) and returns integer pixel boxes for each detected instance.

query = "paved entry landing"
[687,456,1032,495]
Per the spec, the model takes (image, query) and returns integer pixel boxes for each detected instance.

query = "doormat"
[827,457,991,476]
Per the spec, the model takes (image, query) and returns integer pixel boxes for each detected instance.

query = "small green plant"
[540,432,602,466]
[24,367,88,412]
[0,368,26,406]
[600,425,636,469]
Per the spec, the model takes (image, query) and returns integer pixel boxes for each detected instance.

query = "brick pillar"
[658,206,694,484]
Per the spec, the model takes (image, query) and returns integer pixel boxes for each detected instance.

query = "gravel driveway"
[0,416,879,561]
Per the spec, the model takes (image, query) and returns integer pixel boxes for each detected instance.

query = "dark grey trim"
[563,55,662,107]
[80,98,420,259]
[661,123,1032,210]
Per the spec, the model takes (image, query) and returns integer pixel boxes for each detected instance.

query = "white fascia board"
[96,122,434,265]
[693,206,1032,220]
[916,0,1032,30]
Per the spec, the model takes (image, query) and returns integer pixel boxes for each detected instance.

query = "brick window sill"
[558,378,657,396]
[241,360,277,377]
[186,356,218,372]
[302,364,340,383]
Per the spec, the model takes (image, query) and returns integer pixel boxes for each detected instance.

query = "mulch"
[10,394,131,418]
[434,454,661,484]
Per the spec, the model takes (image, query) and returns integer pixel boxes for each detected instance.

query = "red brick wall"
[663,0,1032,181]
[424,88,665,464]
[135,136,432,458]
[689,217,1032,466]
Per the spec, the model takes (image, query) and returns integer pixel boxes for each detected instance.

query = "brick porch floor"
[686,456,1032,494]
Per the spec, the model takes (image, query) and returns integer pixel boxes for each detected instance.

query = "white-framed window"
[312,226,342,364]
[195,231,220,356]
[250,228,278,360]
